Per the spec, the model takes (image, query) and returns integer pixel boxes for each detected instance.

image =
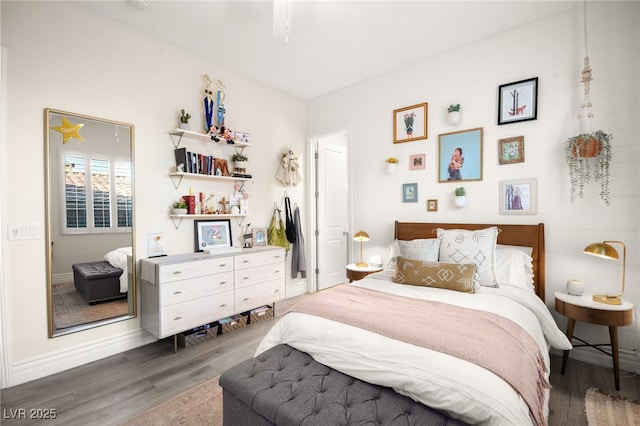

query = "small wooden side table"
[346,264,383,282]
[554,291,634,391]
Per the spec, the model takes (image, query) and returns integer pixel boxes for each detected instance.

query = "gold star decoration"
[51,116,84,144]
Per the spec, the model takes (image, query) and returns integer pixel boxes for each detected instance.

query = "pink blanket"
[290,284,548,426]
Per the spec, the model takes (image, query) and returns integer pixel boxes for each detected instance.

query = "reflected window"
[63,153,131,233]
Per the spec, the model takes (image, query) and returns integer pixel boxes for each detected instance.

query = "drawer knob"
[219,281,227,285]
[274,289,281,293]
[219,263,227,267]
[173,271,182,275]
[243,297,250,301]
[243,277,250,280]
[173,291,182,294]
[220,303,227,307]
[174,316,182,320]
[243,260,250,263]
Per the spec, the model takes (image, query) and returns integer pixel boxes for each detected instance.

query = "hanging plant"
[564,130,612,205]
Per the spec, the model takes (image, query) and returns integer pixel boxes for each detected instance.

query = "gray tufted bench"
[219,344,468,426]
[72,261,124,304]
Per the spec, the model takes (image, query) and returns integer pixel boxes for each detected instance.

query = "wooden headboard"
[394,221,545,301]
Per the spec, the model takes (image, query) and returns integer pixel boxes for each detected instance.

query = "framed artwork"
[498,136,525,164]
[426,199,438,212]
[409,154,426,170]
[438,127,483,182]
[498,77,538,125]
[194,219,232,252]
[499,178,537,215]
[402,183,418,203]
[252,228,268,246]
[393,103,428,143]
[147,232,165,258]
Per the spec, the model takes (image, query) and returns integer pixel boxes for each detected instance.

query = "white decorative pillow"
[437,227,499,287]
[495,248,534,291]
[387,239,440,268]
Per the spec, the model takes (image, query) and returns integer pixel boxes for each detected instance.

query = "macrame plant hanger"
[578,0,593,132]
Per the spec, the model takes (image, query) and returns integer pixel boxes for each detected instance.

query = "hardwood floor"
[2,294,639,426]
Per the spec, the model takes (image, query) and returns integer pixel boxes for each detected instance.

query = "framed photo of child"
[438,128,483,182]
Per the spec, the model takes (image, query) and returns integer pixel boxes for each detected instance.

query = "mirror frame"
[45,108,136,337]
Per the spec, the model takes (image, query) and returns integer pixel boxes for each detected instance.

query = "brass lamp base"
[356,262,369,267]
[592,294,622,305]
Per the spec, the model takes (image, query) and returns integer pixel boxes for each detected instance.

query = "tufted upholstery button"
[220,344,470,426]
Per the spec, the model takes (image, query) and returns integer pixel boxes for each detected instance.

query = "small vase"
[448,111,461,125]
[454,195,467,208]
[172,208,187,215]
[179,123,190,130]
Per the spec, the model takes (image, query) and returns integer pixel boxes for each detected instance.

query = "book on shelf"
[174,147,188,173]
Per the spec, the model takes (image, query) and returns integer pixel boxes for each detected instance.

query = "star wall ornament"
[51,116,84,143]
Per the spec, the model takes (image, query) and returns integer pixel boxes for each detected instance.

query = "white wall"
[1,1,306,387]
[308,2,639,371]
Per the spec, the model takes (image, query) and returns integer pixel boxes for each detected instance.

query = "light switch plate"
[8,223,40,240]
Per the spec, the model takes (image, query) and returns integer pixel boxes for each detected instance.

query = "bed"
[222,222,571,426]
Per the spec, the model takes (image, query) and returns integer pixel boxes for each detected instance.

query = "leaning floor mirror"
[45,108,136,337]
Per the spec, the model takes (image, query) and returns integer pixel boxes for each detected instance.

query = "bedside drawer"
[160,292,234,337]
[234,263,285,289]
[161,271,234,306]
[158,256,234,283]
[235,249,285,270]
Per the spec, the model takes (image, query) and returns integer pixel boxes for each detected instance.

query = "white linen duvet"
[256,271,571,426]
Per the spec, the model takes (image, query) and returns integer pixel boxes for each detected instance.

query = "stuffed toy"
[276,148,301,186]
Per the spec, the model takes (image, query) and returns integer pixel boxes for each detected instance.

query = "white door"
[316,134,349,291]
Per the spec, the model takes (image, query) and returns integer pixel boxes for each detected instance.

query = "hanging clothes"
[291,205,307,278]
[284,196,296,244]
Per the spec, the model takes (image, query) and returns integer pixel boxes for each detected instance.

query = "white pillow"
[495,248,534,291]
[496,243,533,256]
[437,227,499,287]
[387,238,440,268]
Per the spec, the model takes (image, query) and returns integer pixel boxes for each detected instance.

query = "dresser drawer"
[160,291,234,337]
[158,256,234,283]
[234,263,285,290]
[160,271,234,306]
[235,249,285,270]
[235,279,285,313]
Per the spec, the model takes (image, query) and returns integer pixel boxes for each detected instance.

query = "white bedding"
[256,270,571,426]
[104,246,131,293]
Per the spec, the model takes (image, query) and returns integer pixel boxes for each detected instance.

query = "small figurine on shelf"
[216,78,226,126]
[219,197,229,214]
[208,125,220,142]
[203,74,215,131]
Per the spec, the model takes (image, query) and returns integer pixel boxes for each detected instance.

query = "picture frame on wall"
[499,178,537,215]
[438,127,483,182]
[393,103,428,143]
[498,135,525,164]
[252,228,268,246]
[194,219,232,252]
[409,153,426,170]
[426,199,438,212]
[402,183,418,203]
[498,77,538,125]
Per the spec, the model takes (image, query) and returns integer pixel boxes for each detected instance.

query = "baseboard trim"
[10,329,155,387]
[550,347,640,375]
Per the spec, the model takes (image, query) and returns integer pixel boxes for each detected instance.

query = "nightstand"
[554,291,634,391]
[346,264,383,282]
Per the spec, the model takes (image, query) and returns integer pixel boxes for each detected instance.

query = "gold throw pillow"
[393,257,476,293]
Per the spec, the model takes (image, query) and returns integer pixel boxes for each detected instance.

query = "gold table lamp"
[353,230,370,267]
[583,240,626,305]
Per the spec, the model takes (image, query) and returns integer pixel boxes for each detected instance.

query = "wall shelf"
[169,128,252,149]
[169,172,253,189]
[169,213,251,229]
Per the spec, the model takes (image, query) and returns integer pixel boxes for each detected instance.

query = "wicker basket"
[177,323,219,348]
[249,305,274,324]
[220,314,248,335]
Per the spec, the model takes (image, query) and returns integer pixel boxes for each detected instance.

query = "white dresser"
[140,246,285,341]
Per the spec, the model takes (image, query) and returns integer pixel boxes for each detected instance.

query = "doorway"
[309,130,350,291]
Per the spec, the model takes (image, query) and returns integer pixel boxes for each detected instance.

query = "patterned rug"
[585,387,640,426]
[120,376,222,426]
[51,282,128,330]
